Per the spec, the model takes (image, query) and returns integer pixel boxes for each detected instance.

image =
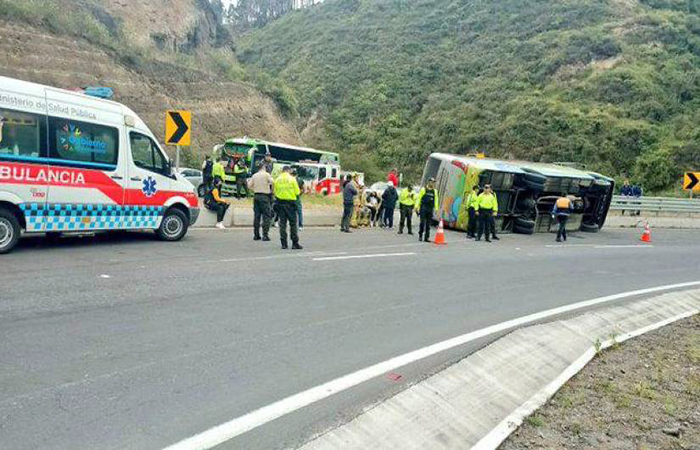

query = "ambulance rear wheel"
[156,208,188,241]
[0,207,21,254]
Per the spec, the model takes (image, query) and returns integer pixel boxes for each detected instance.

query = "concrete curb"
[298,289,700,450]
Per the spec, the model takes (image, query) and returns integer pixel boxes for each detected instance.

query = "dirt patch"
[501,314,700,450]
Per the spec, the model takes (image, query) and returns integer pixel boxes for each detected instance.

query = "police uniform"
[465,189,479,238]
[416,185,439,242]
[274,170,302,249]
[398,188,415,234]
[476,191,498,242]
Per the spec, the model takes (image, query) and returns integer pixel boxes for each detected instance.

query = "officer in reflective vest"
[476,184,499,242]
[398,186,416,235]
[274,166,303,250]
[552,194,572,242]
[465,185,480,239]
[416,178,439,242]
[233,159,248,199]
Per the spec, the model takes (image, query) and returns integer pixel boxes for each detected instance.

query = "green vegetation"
[237,0,700,189]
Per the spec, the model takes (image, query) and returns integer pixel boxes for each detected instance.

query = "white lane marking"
[312,252,416,261]
[474,308,699,449]
[594,244,654,249]
[202,252,349,264]
[161,280,700,450]
[545,244,654,249]
[100,274,111,279]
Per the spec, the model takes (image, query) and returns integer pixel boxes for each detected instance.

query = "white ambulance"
[0,76,199,254]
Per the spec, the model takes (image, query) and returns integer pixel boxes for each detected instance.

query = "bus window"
[332,168,338,178]
[319,167,327,180]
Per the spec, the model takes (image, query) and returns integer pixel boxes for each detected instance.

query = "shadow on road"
[15,231,159,254]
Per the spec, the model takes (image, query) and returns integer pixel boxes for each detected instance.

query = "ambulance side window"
[0,107,47,161]
[130,132,168,175]
[47,117,118,168]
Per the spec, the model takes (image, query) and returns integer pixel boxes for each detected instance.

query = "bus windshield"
[223,143,253,158]
[295,165,319,182]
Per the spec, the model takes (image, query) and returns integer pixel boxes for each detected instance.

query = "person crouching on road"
[552,194,572,242]
[366,191,381,227]
[341,174,357,233]
[465,185,479,239]
[416,178,439,242]
[398,185,415,235]
[476,184,499,242]
[247,163,274,241]
[205,178,230,229]
[274,166,303,250]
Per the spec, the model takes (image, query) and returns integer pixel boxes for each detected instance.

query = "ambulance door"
[125,130,172,229]
[0,85,49,232]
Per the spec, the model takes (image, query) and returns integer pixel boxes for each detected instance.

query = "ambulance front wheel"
[0,207,21,255]
[156,208,189,242]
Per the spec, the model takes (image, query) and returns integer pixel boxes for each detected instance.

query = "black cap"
[283,165,292,172]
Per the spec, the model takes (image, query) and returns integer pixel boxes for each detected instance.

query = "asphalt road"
[2,225,699,450]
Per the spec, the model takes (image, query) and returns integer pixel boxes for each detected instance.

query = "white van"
[0,76,199,254]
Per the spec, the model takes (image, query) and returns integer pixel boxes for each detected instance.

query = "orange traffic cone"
[640,222,651,243]
[434,219,447,246]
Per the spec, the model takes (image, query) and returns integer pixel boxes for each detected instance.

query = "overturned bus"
[421,153,615,234]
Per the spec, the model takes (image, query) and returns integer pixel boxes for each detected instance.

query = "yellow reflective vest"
[212,162,225,179]
[477,192,498,212]
[399,189,416,206]
[274,172,300,201]
[466,191,480,209]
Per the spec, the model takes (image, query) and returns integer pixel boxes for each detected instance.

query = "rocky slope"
[0,0,300,163]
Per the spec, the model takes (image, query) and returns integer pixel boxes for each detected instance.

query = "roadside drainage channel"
[298,289,700,450]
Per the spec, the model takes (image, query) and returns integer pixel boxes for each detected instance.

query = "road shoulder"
[298,289,700,449]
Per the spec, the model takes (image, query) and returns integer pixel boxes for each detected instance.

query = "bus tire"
[514,217,535,230]
[514,222,535,235]
[156,207,189,242]
[0,207,21,254]
[581,222,600,233]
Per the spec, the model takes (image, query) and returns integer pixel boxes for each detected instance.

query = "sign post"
[165,110,191,170]
[683,172,700,199]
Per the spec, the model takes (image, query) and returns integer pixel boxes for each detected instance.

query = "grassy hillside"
[238,0,700,189]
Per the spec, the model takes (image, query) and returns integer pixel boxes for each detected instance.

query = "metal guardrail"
[610,195,700,214]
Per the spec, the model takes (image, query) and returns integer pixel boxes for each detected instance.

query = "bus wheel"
[0,207,21,254]
[156,208,189,241]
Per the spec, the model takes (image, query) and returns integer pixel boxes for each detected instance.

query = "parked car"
[177,168,205,197]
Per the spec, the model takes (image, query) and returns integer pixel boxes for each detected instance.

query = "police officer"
[247,163,274,241]
[476,184,499,242]
[274,166,303,250]
[416,178,439,242]
[398,185,415,235]
[552,193,572,242]
[465,185,479,239]
[201,155,213,194]
[233,159,248,199]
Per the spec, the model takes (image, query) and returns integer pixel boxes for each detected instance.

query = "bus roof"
[224,137,339,157]
[432,153,526,174]
[431,153,597,180]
